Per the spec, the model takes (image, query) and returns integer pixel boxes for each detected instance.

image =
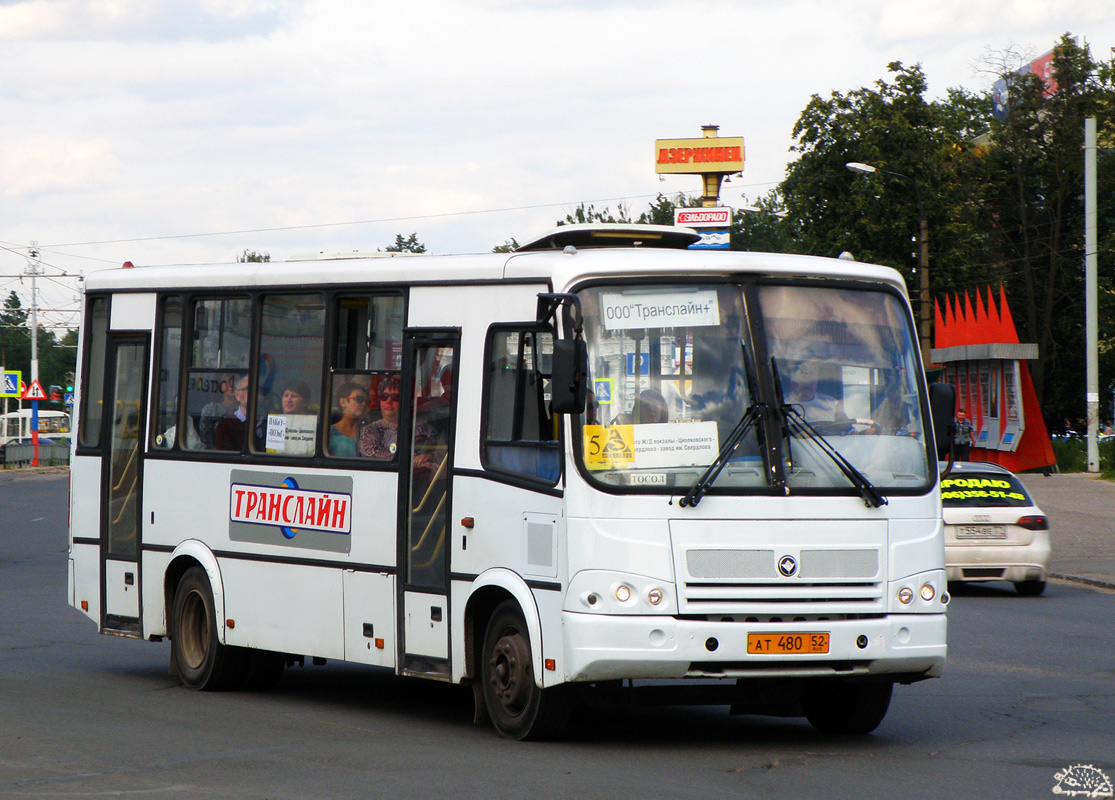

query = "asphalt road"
[1,471,1112,800]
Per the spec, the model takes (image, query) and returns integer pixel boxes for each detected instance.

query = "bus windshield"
[575,281,931,494]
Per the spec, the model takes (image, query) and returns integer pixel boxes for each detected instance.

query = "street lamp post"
[846,162,931,367]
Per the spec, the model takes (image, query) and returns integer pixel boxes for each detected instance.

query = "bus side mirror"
[550,339,587,415]
[928,382,956,461]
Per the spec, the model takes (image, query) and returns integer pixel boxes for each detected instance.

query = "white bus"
[1,408,71,446]
[68,224,955,739]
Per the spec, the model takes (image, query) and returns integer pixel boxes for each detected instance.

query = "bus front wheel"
[802,682,892,735]
[171,566,245,691]
[480,601,569,740]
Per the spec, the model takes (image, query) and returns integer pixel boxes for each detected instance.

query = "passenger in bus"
[328,380,369,457]
[358,375,403,458]
[198,373,238,449]
[280,379,312,415]
[214,374,250,450]
[358,375,438,464]
[256,378,317,454]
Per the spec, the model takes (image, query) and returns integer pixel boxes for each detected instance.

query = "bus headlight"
[919,583,936,602]
[898,587,914,605]
[566,571,677,614]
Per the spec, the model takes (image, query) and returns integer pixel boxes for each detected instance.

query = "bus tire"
[481,600,569,740]
[170,566,246,691]
[802,682,892,735]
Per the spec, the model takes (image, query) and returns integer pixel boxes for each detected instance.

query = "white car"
[939,461,1051,596]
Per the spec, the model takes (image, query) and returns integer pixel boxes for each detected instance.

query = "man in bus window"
[615,388,669,425]
[787,362,845,423]
[198,373,238,449]
[214,374,250,451]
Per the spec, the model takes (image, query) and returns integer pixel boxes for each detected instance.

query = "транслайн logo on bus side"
[1052,764,1113,798]
[230,476,352,539]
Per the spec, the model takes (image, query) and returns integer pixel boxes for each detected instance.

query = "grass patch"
[1051,436,1115,476]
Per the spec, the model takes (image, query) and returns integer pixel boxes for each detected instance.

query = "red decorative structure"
[931,286,1055,471]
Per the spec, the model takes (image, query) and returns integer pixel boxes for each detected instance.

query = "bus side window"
[328,294,404,460]
[255,294,325,457]
[152,296,184,450]
[78,296,109,449]
[333,294,404,371]
[482,327,560,485]
[184,297,251,451]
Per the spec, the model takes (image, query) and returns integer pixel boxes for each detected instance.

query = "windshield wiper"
[781,404,888,509]
[680,403,765,508]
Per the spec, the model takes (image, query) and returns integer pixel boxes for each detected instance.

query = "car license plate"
[956,524,1007,539]
[747,632,829,655]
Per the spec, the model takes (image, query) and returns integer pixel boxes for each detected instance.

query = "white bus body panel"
[343,571,396,668]
[141,459,398,660]
[69,455,101,625]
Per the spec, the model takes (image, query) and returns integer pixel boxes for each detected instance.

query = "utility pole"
[26,242,43,466]
[1084,118,1099,473]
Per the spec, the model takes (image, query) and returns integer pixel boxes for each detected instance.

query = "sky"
[1,0,1113,336]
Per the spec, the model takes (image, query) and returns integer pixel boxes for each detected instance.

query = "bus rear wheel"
[171,566,246,691]
[481,601,569,740]
[802,682,893,735]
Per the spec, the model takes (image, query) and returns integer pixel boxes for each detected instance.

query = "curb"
[1049,572,1115,592]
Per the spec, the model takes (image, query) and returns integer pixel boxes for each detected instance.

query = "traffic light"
[66,371,75,392]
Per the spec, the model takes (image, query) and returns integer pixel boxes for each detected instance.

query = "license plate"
[747,632,829,655]
[956,524,1007,539]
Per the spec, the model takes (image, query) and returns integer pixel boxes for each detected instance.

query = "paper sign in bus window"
[584,421,719,469]
[265,414,316,455]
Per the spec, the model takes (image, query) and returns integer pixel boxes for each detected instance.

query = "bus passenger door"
[101,336,149,634]
[398,331,458,678]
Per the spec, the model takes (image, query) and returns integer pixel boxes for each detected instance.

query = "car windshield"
[575,281,932,495]
[941,471,1033,507]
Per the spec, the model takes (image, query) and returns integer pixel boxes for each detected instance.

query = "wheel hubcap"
[179,590,209,670]
[488,631,532,714]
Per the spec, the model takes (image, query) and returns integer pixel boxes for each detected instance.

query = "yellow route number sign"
[584,425,635,468]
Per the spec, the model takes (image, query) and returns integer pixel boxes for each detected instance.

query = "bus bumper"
[561,611,946,683]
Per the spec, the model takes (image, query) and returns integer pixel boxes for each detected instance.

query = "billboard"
[675,207,731,228]
[655,137,744,174]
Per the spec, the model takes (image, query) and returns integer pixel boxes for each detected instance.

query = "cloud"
[0,0,298,42]
[0,136,119,195]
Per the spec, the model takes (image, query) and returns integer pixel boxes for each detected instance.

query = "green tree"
[559,202,633,226]
[973,35,1115,422]
[782,60,990,299]
[0,291,76,403]
[492,238,519,253]
[776,41,1115,426]
[237,249,271,262]
[0,292,32,388]
[732,191,793,253]
[385,233,426,253]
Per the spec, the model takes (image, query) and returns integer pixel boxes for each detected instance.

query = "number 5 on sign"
[583,425,634,468]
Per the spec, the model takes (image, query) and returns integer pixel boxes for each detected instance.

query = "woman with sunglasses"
[357,374,440,462]
[329,380,369,457]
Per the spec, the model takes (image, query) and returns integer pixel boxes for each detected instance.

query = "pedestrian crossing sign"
[1,370,21,398]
